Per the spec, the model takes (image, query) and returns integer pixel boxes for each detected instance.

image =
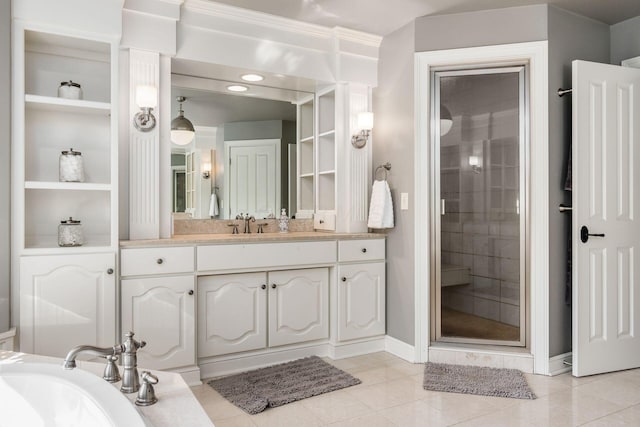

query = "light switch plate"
[401,193,409,210]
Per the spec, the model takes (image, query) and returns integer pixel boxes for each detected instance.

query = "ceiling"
[209,0,640,36]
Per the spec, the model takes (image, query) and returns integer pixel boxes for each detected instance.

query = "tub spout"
[63,345,124,370]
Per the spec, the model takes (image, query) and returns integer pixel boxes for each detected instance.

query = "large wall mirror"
[170,59,317,220]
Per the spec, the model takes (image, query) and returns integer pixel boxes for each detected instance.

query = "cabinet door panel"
[198,273,267,358]
[268,268,328,347]
[20,253,116,357]
[338,262,386,341]
[121,275,195,370]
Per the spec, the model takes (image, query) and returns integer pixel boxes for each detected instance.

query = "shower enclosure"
[433,66,527,346]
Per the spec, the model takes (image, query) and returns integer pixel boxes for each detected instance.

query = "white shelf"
[300,173,314,178]
[318,170,335,175]
[25,94,111,115]
[319,130,335,138]
[300,136,314,143]
[25,181,111,191]
[24,234,112,254]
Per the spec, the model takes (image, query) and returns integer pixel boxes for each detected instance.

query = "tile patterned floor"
[190,352,640,426]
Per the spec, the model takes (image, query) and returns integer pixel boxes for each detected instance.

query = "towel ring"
[374,162,391,181]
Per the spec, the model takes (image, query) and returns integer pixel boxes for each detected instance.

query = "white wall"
[611,15,640,65]
[0,0,10,332]
[373,20,416,345]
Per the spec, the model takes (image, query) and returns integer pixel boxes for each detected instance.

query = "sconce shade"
[357,112,374,130]
[171,96,195,145]
[440,104,453,136]
[136,85,157,108]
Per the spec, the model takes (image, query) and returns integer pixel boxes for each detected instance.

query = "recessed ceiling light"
[241,73,264,82]
[227,84,249,92]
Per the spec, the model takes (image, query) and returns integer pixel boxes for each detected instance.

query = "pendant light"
[440,104,453,136]
[171,96,195,145]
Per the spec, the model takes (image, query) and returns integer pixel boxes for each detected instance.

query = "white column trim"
[414,41,549,375]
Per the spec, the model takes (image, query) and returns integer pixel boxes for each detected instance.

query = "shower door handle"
[441,199,446,215]
[580,225,605,243]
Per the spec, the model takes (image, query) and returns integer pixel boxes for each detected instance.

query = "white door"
[573,60,640,376]
[337,262,386,341]
[228,140,280,219]
[268,268,329,347]
[121,275,195,370]
[197,273,267,357]
[20,253,116,357]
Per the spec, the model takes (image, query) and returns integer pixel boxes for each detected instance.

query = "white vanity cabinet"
[268,268,329,347]
[336,239,386,341]
[197,273,267,357]
[120,247,196,370]
[19,253,117,357]
[198,268,329,357]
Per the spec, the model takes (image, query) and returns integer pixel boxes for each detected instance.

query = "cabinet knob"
[188,290,194,296]
[319,220,324,224]
[341,277,347,282]
[271,283,277,289]
[361,248,367,253]
[156,258,164,265]
[107,268,114,275]
[261,284,266,290]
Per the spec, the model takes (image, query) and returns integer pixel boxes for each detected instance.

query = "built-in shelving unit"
[14,25,118,253]
[315,88,336,221]
[296,96,315,218]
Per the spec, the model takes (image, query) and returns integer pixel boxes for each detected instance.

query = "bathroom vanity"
[120,232,386,380]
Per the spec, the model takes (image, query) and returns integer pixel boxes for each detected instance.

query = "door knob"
[188,290,194,295]
[580,225,605,243]
[156,258,164,264]
[341,277,347,282]
[271,284,277,289]
[261,284,266,290]
[361,248,367,253]
[107,268,114,275]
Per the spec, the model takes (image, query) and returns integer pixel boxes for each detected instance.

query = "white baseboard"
[549,352,572,376]
[384,335,415,362]
[328,337,385,359]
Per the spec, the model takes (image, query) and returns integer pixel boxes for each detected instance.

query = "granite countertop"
[0,351,213,427]
[120,231,386,247]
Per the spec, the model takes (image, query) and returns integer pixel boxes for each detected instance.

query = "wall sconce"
[171,96,195,145]
[469,155,482,174]
[202,162,211,179]
[351,112,374,149]
[133,85,157,132]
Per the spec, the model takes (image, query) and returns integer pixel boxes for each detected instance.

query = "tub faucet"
[63,344,124,370]
[120,331,146,394]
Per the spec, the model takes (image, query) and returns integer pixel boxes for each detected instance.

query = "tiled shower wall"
[440,111,521,327]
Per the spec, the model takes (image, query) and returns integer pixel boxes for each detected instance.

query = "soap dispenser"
[278,208,289,233]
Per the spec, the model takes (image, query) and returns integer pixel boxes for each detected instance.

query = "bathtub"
[0,362,149,427]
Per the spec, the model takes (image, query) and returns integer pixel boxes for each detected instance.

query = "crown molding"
[183,0,381,48]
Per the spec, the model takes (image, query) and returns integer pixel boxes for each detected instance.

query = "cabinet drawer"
[197,241,337,272]
[338,239,385,262]
[121,246,195,277]
[314,213,335,231]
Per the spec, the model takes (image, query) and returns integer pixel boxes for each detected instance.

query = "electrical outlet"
[401,193,409,210]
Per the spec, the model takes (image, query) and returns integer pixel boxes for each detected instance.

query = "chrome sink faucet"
[236,213,255,233]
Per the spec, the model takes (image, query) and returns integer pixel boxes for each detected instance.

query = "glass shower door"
[434,66,526,346]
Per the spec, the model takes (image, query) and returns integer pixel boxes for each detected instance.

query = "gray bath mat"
[424,362,536,400]
[208,356,361,414]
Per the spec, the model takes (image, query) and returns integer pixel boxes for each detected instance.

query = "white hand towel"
[209,193,219,217]
[367,180,394,229]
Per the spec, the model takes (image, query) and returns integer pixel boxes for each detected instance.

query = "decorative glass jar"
[278,208,289,233]
[58,80,83,100]
[58,217,84,247]
[59,148,85,182]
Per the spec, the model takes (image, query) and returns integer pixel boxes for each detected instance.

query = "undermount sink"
[0,362,149,427]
